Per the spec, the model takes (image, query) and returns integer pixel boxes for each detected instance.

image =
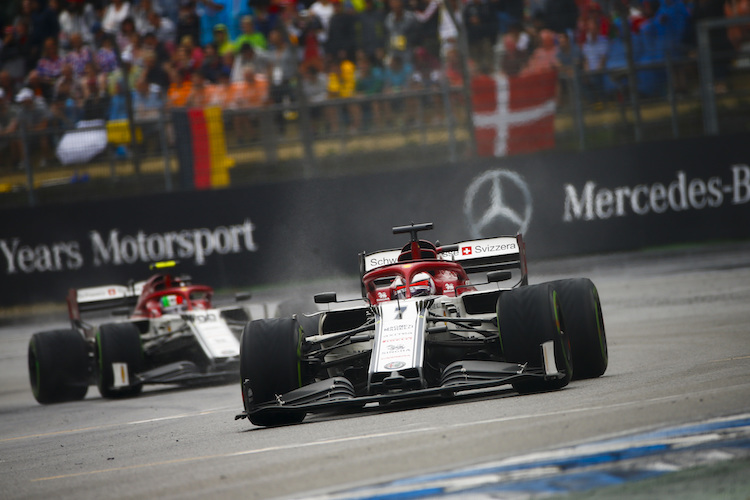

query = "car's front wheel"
[240,317,306,426]
[497,283,572,393]
[550,278,608,379]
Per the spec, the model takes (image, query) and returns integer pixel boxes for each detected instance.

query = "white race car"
[237,223,608,426]
[28,262,252,404]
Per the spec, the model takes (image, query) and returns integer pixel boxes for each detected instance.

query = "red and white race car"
[28,262,252,404]
[237,223,608,427]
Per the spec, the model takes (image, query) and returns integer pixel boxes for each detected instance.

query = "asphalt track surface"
[1,242,750,500]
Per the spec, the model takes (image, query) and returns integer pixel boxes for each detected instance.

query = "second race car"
[28,262,253,404]
[237,223,608,426]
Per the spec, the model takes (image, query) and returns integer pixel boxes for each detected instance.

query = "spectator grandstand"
[0,0,748,203]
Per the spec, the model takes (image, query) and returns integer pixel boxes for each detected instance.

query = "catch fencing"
[1,16,749,209]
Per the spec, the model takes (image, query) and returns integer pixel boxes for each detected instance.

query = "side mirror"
[235,291,251,302]
[314,292,337,304]
[427,325,448,334]
[111,306,131,317]
[487,270,513,283]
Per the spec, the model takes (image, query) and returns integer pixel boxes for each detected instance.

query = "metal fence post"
[158,97,173,191]
[417,91,427,145]
[617,1,643,142]
[697,19,718,135]
[571,64,586,151]
[259,107,278,164]
[294,79,317,178]
[444,5,476,158]
[283,27,316,178]
[696,16,750,135]
[19,122,36,206]
[111,43,141,176]
[441,80,457,163]
[665,52,680,138]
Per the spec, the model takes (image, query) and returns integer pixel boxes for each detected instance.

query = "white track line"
[29,387,749,483]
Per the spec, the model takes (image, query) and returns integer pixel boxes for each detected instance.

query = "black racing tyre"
[550,278,608,380]
[240,317,305,426]
[28,329,90,404]
[497,283,572,393]
[96,323,144,399]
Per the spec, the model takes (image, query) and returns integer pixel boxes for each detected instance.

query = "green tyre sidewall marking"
[498,283,571,393]
[592,286,608,364]
[553,290,561,333]
[549,278,608,380]
[554,290,573,378]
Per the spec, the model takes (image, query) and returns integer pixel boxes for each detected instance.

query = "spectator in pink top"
[522,29,559,76]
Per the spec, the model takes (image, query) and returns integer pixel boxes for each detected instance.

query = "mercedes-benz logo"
[464,170,533,239]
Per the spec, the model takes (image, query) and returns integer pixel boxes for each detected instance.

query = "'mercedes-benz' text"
[563,166,749,221]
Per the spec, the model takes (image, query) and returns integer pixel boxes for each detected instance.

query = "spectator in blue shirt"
[382,53,412,125]
[351,51,384,130]
[581,15,608,102]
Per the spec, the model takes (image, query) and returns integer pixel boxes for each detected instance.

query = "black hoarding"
[2,134,749,305]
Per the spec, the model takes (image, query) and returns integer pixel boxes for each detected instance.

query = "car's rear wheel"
[550,278,608,379]
[240,317,306,426]
[497,283,572,393]
[28,329,90,404]
[96,323,144,399]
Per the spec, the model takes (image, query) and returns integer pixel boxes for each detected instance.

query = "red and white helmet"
[392,277,407,299]
[409,272,435,297]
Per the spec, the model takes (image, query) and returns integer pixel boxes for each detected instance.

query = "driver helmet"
[392,276,407,299]
[160,294,186,314]
[409,272,435,297]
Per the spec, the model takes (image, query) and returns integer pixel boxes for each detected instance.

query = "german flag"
[173,107,235,189]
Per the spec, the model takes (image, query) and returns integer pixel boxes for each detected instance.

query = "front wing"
[236,359,565,421]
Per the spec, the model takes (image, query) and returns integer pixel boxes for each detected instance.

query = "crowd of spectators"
[0,0,747,168]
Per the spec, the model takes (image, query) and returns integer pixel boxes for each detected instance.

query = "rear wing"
[360,234,528,283]
[442,235,527,277]
[67,280,147,327]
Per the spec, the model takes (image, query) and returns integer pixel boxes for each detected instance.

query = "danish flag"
[471,70,557,157]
